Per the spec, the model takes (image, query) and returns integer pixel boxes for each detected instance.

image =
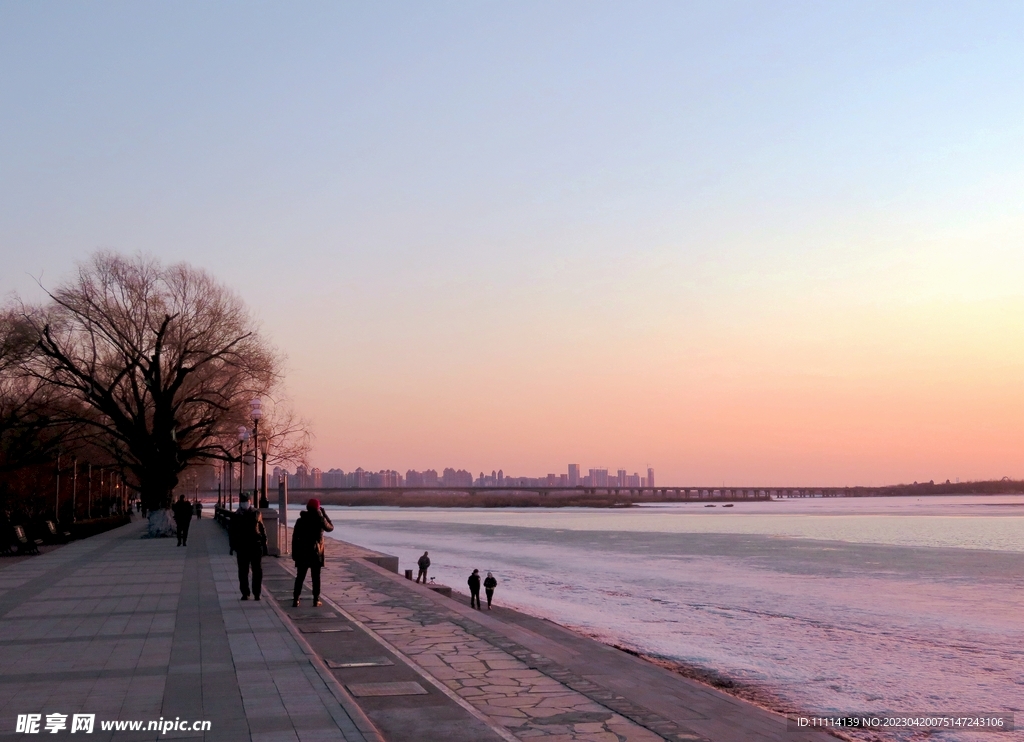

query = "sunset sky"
[2,2,1023,485]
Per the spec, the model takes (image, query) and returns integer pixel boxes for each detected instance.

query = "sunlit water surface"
[306,496,1024,741]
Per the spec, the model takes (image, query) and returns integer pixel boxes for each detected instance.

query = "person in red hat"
[291,498,334,607]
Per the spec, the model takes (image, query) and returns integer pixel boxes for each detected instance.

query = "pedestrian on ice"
[468,569,481,610]
[291,499,334,607]
[172,494,193,547]
[484,572,497,609]
[229,494,268,601]
[416,551,430,583]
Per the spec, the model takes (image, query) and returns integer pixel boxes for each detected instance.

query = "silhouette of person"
[171,494,193,546]
[229,494,267,601]
[484,572,497,609]
[468,569,481,610]
[416,551,430,583]
[291,499,334,607]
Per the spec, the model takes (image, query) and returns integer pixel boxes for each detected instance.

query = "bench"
[12,525,41,555]
[44,520,72,544]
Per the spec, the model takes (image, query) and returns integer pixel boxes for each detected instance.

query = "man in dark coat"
[229,494,267,601]
[468,569,481,610]
[171,494,194,547]
[483,572,497,609]
[416,551,430,583]
[194,500,203,519]
[291,499,334,607]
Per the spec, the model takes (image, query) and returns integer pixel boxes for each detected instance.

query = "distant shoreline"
[289,489,1024,509]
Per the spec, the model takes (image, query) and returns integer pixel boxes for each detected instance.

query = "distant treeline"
[854,479,1024,497]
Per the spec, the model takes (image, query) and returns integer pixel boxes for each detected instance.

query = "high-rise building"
[423,469,439,487]
[617,469,627,487]
[568,464,579,486]
[647,467,655,488]
[589,468,609,487]
[322,469,345,488]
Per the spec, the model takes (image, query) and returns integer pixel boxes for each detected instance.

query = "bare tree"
[6,252,306,514]
[0,309,73,472]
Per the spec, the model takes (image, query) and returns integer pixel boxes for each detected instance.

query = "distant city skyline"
[273,464,656,490]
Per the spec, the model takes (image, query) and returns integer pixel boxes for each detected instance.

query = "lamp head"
[250,397,262,420]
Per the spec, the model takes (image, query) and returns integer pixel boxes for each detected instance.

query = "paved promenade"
[0,517,836,742]
[0,518,380,742]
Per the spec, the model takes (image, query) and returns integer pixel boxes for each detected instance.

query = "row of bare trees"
[0,252,310,514]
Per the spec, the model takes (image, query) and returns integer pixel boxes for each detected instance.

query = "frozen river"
[311,496,1024,741]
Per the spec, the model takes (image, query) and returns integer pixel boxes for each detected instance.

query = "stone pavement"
[0,518,380,742]
[300,536,837,742]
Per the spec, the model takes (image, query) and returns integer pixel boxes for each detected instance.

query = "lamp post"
[55,449,62,522]
[250,398,262,498]
[71,456,78,522]
[260,438,269,508]
[238,426,249,504]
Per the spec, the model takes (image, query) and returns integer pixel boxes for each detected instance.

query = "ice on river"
[309,496,1024,741]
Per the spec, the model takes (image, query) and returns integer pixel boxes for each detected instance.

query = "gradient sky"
[2,2,1023,485]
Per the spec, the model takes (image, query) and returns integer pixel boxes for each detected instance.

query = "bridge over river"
[286,486,856,501]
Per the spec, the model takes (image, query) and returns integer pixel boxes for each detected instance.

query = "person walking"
[194,499,203,519]
[229,494,267,601]
[468,569,481,610]
[416,551,430,584]
[291,499,334,607]
[171,494,193,547]
[483,572,497,609]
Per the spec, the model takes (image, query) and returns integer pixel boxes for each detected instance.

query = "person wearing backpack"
[229,494,267,601]
[291,499,334,607]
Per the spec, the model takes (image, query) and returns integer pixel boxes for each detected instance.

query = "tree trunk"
[139,469,178,512]
[140,468,179,538]
[146,508,176,538]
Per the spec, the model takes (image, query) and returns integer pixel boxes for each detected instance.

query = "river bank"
[315,532,836,742]
[318,497,1024,741]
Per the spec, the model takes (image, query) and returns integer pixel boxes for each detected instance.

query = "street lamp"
[71,456,78,522]
[259,438,269,508]
[250,398,262,499]
[237,426,249,504]
[55,449,62,522]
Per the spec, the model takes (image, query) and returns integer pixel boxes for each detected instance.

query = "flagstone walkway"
[0,518,379,742]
